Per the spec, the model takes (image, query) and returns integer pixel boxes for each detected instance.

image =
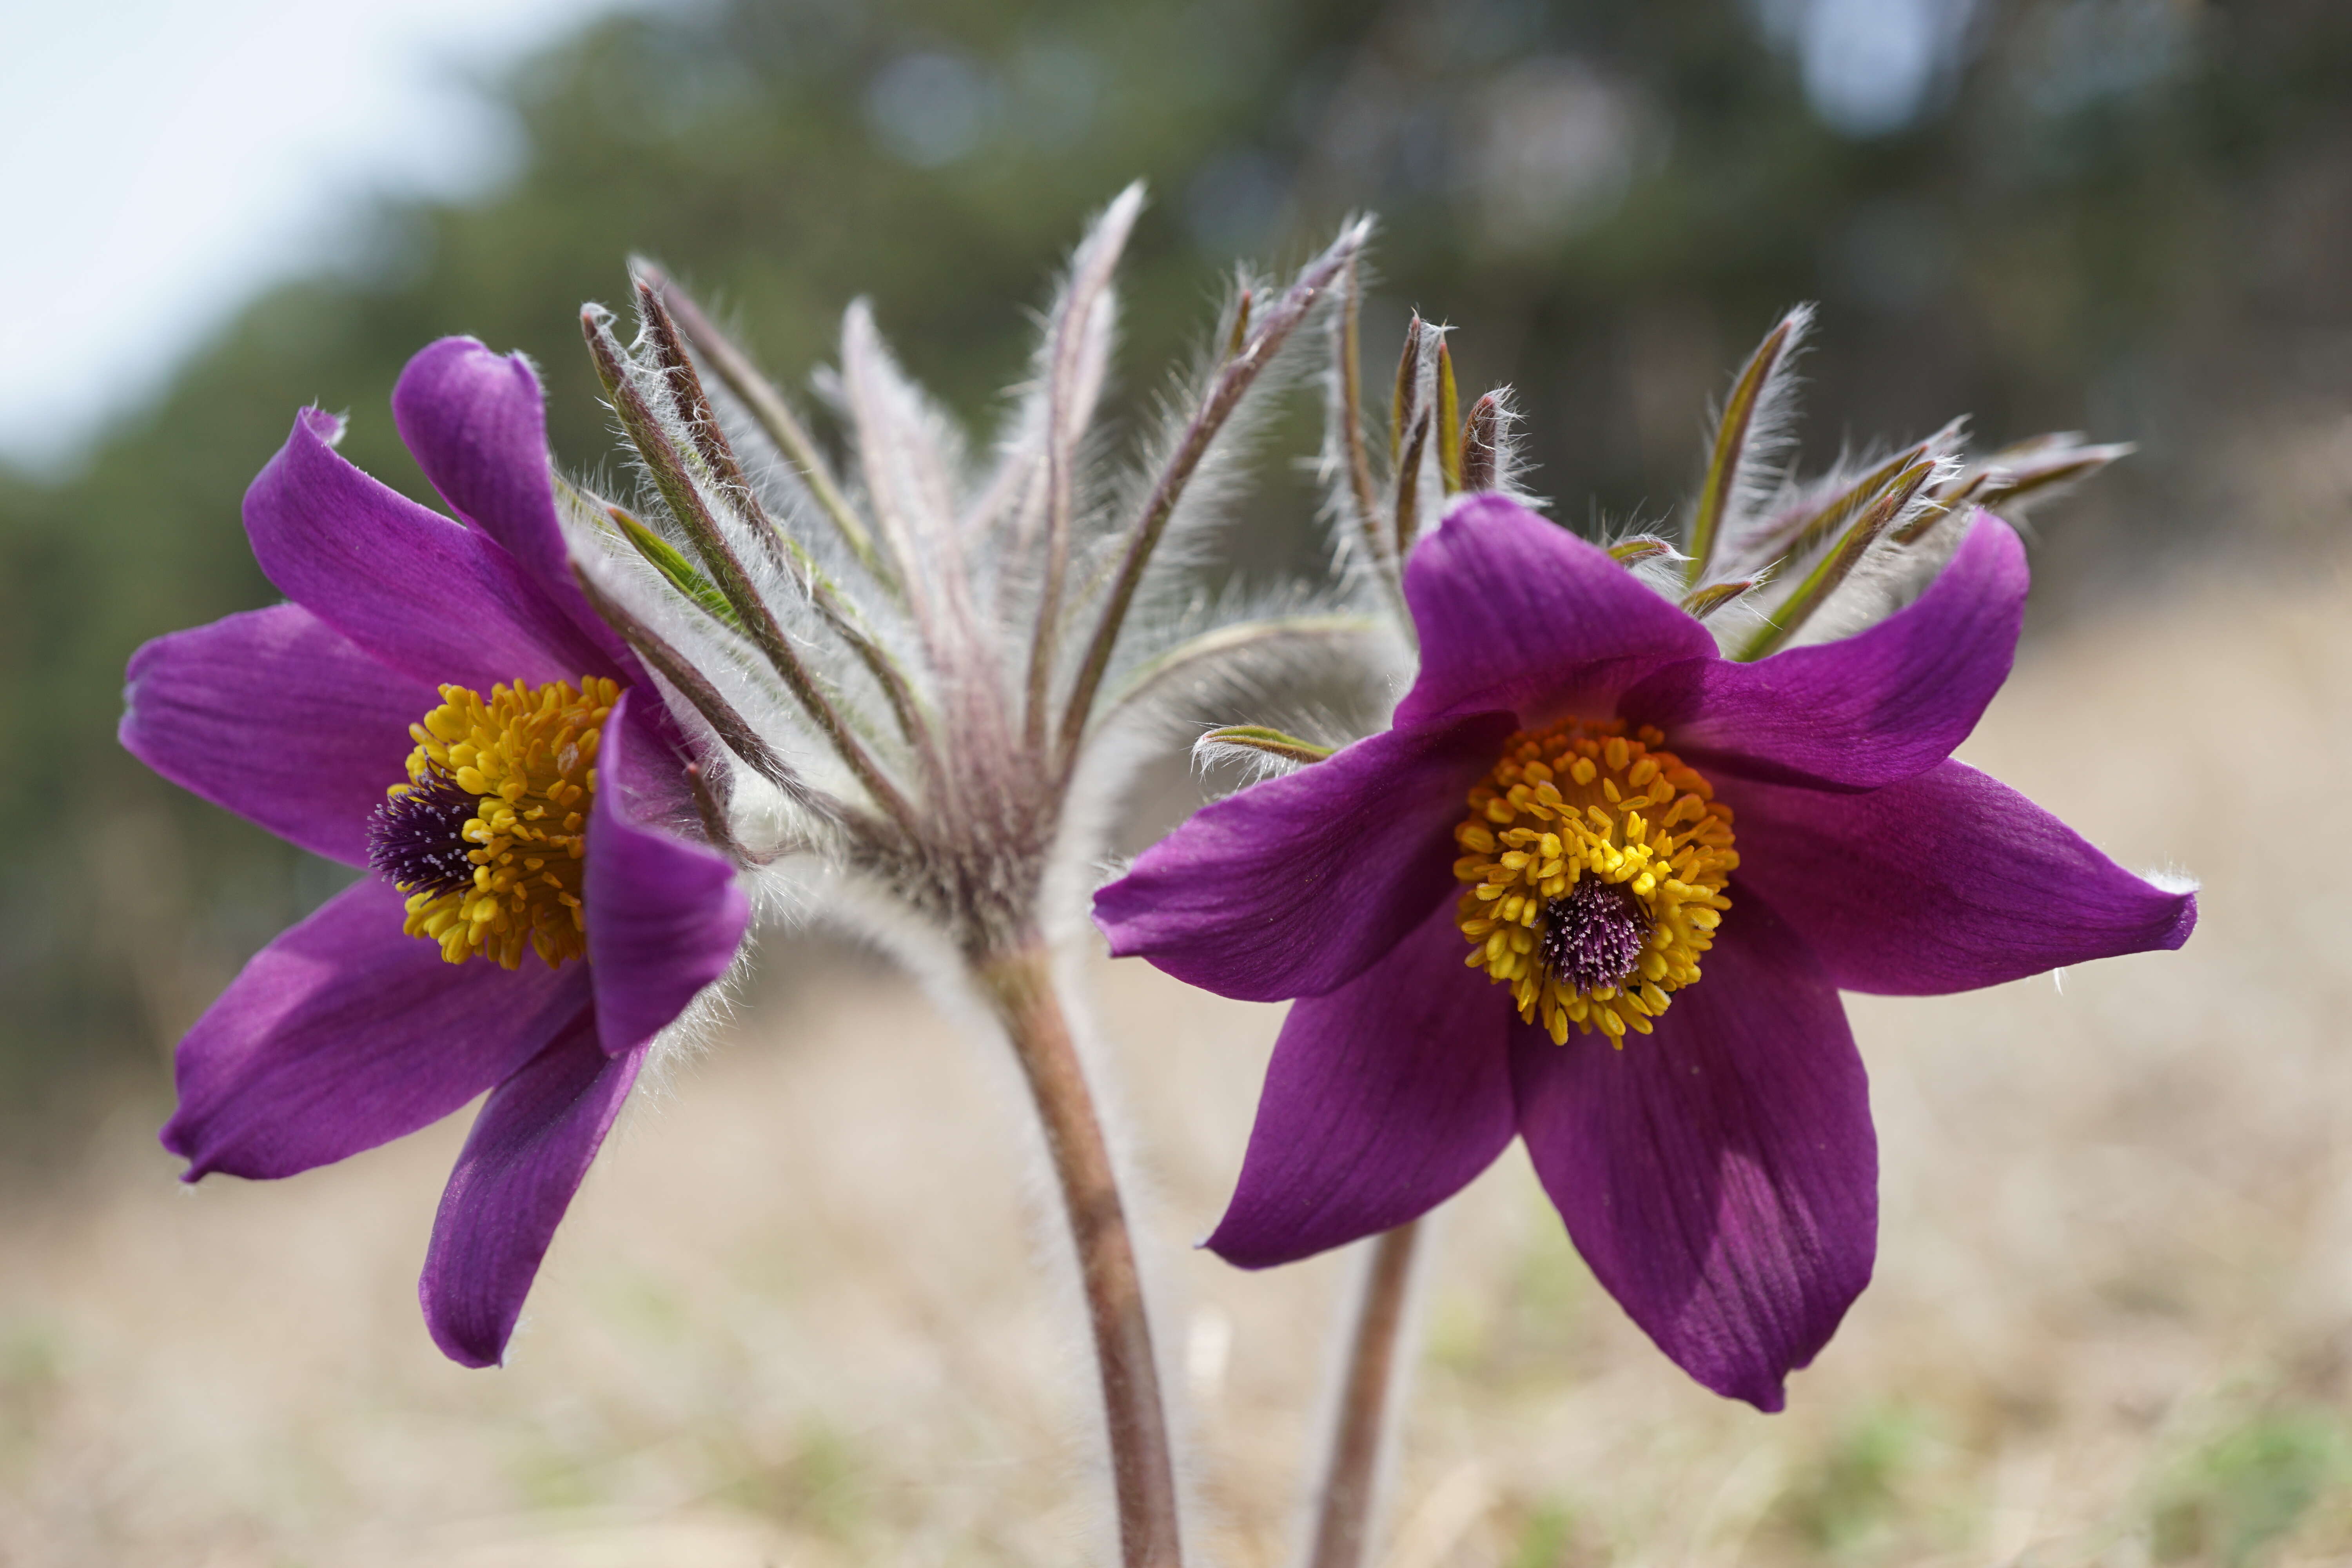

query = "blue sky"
[0,0,666,476]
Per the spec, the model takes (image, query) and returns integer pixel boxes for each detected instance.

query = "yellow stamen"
[387,677,618,969]
[1452,718,1735,1047]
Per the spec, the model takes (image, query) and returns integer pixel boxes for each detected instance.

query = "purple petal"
[244,408,617,693]
[1206,903,1520,1267]
[393,339,573,587]
[1724,759,2197,995]
[420,1021,645,1367]
[1513,891,1875,1411]
[121,605,434,866]
[1094,711,1516,1003]
[1394,495,1716,729]
[586,690,750,1056]
[163,879,593,1181]
[392,339,637,672]
[1620,512,2027,791]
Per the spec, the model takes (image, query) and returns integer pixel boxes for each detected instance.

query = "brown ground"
[1,550,2345,1567]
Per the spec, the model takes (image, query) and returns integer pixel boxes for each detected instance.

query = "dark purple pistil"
[367,769,478,897]
[1539,877,1653,995]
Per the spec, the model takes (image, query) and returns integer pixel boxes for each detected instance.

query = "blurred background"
[2,0,2349,1563]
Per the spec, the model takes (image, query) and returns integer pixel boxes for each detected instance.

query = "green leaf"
[1679,579,1753,620]
[1608,535,1674,564]
[1736,457,1932,661]
[1435,335,1463,495]
[1686,308,1804,589]
[1198,725,1335,765]
[609,503,740,630]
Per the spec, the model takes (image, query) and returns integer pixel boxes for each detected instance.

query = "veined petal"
[121,605,433,866]
[1395,495,1717,728]
[1205,904,1519,1267]
[1513,891,1875,1411]
[586,691,750,1057]
[244,408,617,693]
[392,338,637,672]
[1620,512,2027,790]
[1094,711,1515,1003]
[163,879,592,1181]
[1725,759,2197,995]
[420,1020,644,1368]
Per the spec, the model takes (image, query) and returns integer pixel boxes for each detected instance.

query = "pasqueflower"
[120,338,750,1367]
[1094,493,2195,1409]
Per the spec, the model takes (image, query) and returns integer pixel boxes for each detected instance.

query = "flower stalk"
[1305,1220,1423,1568]
[975,941,1182,1568]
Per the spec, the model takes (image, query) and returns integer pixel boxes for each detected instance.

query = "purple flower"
[120,338,751,1367]
[1094,495,2194,1410]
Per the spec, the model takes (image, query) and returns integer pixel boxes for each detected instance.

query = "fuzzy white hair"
[564,190,1396,978]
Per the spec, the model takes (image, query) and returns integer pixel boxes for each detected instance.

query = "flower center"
[367,677,619,970]
[1453,719,1736,1045]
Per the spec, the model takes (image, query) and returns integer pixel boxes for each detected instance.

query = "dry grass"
[2,551,2348,1567]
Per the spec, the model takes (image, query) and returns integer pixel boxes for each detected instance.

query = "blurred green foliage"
[1503,1498,1578,1568]
[1768,1403,1933,1558]
[3,0,2348,1131]
[2151,1407,2349,1567]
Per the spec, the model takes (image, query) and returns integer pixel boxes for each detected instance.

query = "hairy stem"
[1098,613,1387,726]
[636,264,889,583]
[975,942,1182,1568]
[1336,259,1391,584]
[1027,184,1142,750]
[1686,307,1806,589]
[1737,454,1933,661]
[573,566,853,825]
[1306,1221,1422,1568]
[583,308,920,831]
[1056,221,1368,766]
